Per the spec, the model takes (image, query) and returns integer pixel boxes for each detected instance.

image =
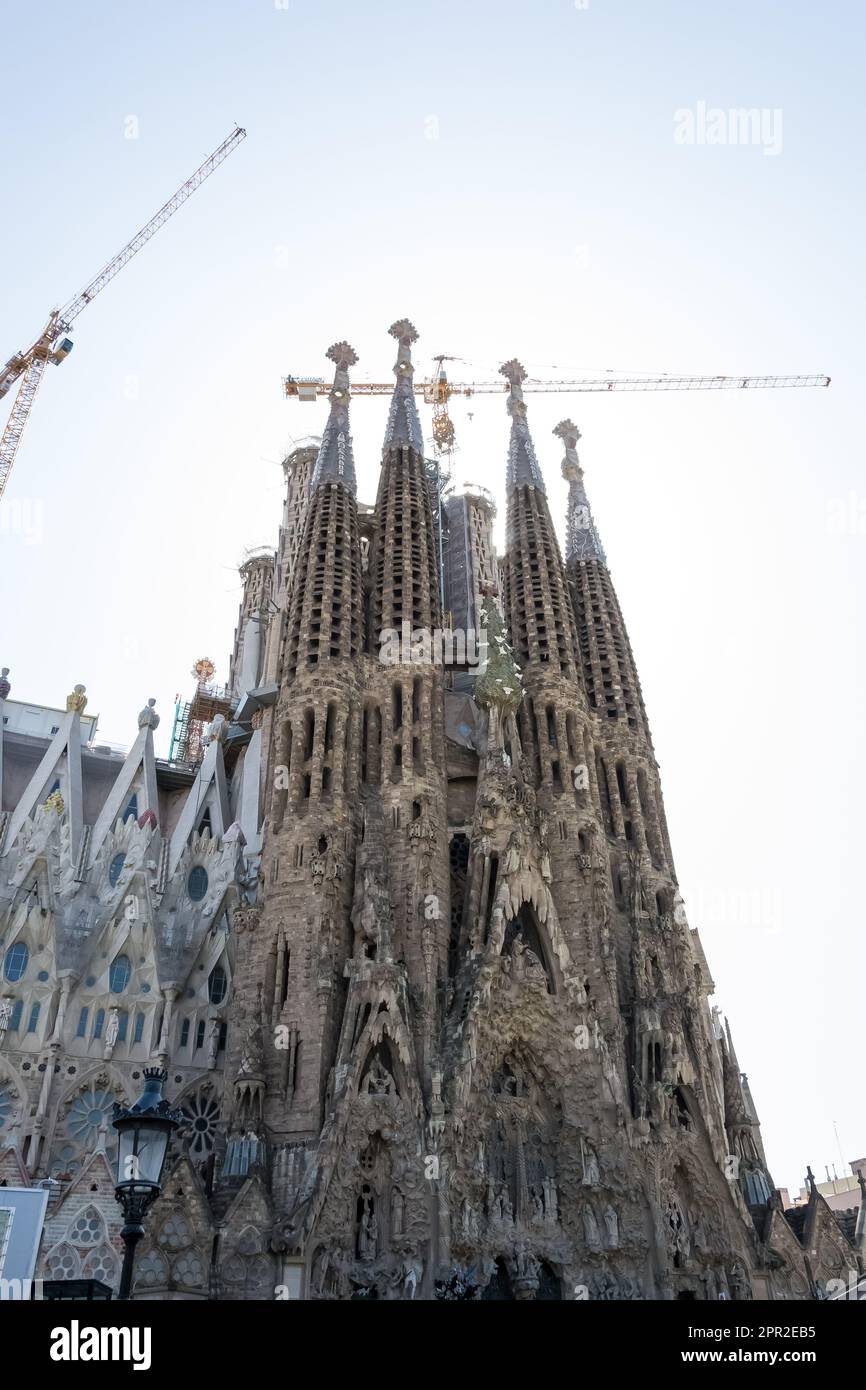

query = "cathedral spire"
[501,358,545,493]
[311,341,358,494]
[555,419,606,564]
[384,318,424,453]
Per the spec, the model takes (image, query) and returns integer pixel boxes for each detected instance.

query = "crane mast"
[0,126,246,500]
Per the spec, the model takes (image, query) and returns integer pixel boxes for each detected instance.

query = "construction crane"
[0,125,247,500]
[285,359,831,483]
[285,365,830,406]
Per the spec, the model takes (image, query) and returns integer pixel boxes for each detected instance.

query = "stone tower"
[233,326,808,1299]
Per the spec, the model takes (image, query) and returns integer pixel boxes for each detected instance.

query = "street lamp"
[112,1067,182,1300]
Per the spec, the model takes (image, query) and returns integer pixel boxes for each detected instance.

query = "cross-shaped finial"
[389,319,418,346]
[499,359,527,387]
[554,418,581,447]
[326,342,358,370]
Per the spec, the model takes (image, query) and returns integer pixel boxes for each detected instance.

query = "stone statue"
[542,1175,558,1223]
[604,1204,619,1248]
[207,1016,222,1068]
[0,997,13,1035]
[583,1203,602,1251]
[391,1188,404,1236]
[361,1058,394,1097]
[104,1007,120,1052]
[581,1139,600,1186]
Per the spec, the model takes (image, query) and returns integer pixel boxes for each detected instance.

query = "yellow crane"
[0,126,247,500]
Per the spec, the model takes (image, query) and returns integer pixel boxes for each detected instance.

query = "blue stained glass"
[4,942,29,982]
[109,955,132,994]
[108,853,126,887]
[187,866,208,902]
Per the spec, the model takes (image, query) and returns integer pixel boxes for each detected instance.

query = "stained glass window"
[208,964,227,1006]
[3,942,28,983]
[187,866,208,902]
[109,954,132,993]
[179,1088,221,1156]
[108,853,126,887]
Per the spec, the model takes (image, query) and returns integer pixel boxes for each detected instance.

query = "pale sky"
[1,0,863,1196]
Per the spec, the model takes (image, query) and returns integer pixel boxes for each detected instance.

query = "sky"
[1,0,864,1197]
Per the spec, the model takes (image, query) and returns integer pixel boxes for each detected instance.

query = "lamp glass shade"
[116,1118,172,1187]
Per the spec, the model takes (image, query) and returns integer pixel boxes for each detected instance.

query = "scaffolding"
[168,662,233,767]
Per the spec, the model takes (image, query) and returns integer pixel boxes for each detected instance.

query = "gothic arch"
[501,901,557,993]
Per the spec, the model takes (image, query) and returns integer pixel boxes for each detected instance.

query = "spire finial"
[556,419,606,565]
[554,418,582,480]
[389,319,419,376]
[500,358,544,492]
[0,667,10,700]
[312,340,358,493]
[326,340,358,399]
[384,319,423,451]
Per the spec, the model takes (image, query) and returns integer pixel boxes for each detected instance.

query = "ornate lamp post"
[112,1067,182,1299]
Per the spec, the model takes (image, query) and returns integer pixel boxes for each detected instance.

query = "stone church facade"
[0,320,862,1300]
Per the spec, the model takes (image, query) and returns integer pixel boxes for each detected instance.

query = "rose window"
[179,1089,220,1156]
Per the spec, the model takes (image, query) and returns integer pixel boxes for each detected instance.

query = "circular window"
[208,964,227,1006]
[37,970,49,982]
[109,954,132,994]
[187,866,208,902]
[108,853,126,887]
[3,942,29,983]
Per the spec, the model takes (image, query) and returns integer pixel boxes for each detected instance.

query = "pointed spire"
[555,419,607,564]
[311,341,358,493]
[384,319,424,453]
[500,358,545,492]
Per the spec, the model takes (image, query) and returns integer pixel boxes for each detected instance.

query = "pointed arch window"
[7,1000,23,1032]
[109,954,132,994]
[122,793,139,824]
[76,1007,89,1037]
[208,964,227,1006]
[133,1012,145,1045]
[93,1008,105,1040]
[180,1018,191,1048]
[116,1010,128,1043]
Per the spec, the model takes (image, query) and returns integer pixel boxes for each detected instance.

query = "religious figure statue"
[207,1016,222,1068]
[391,1188,404,1236]
[583,1203,602,1251]
[542,1175,558,1223]
[358,1192,377,1261]
[581,1138,600,1186]
[604,1204,619,1248]
[104,1007,120,1054]
[361,1058,394,1097]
